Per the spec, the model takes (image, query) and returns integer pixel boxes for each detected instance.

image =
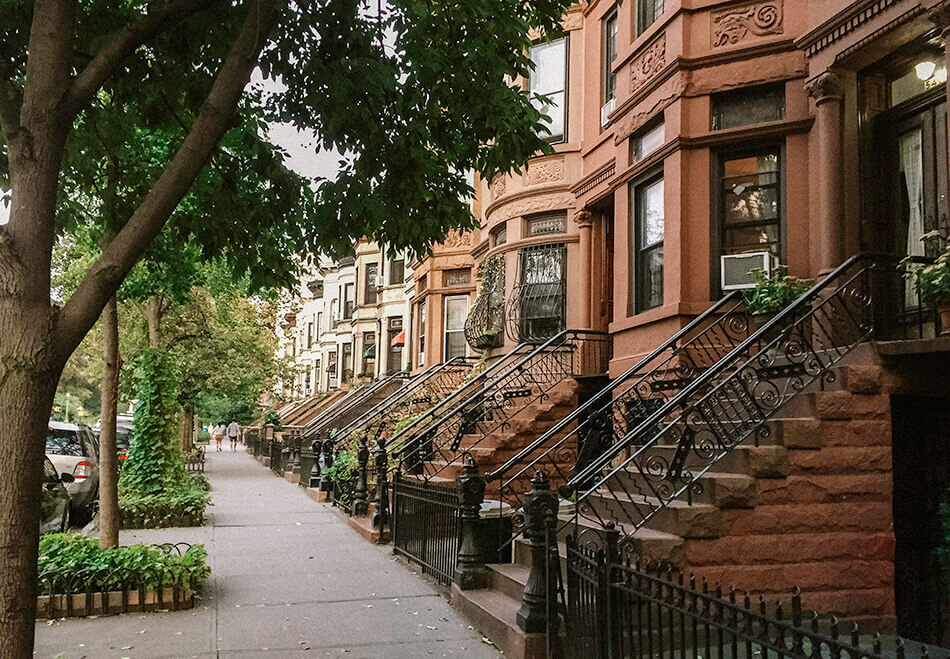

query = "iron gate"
[392,475,460,586]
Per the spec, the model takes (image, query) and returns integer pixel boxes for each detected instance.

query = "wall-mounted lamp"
[916,60,938,81]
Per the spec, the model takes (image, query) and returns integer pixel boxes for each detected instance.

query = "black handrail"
[332,356,476,448]
[392,328,609,479]
[302,373,405,439]
[571,252,883,488]
[485,291,742,480]
[388,343,535,461]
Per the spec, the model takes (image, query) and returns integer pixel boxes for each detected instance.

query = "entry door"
[876,93,949,270]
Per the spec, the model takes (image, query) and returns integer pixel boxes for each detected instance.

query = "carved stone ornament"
[524,157,565,186]
[712,1,783,48]
[489,191,575,223]
[928,2,950,33]
[573,210,594,229]
[490,175,506,200]
[442,229,473,248]
[805,71,844,103]
[630,33,667,94]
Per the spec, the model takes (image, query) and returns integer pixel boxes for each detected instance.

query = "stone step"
[347,514,390,544]
[489,563,529,601]
[585,490,721,538]
[603,444,789,479]
[610,470,756,509]
[450,584,548,659]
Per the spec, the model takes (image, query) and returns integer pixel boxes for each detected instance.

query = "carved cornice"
[927,2,950,34]
[805,71,845,103]
[712,1,784,48]
[571,161,616,197]
[523,156,565,186]
[486,190,576,224]
[795,0,899,58]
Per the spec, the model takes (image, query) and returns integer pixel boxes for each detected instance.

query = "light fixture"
[916,60,937,81]
[936,67,948,83]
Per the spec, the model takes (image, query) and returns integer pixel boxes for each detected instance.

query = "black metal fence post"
[352,437,370,516]
[601,523,621,659]
[372,436,389,528]
[454,455,489,590]
[319,437,335,493]
[517,470,560,634]
[308,434,321,487]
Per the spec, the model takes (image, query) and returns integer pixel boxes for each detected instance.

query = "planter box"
[36,586,196,619]
[119,513,204,530]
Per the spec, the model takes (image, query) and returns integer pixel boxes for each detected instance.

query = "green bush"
[325,450,358,510]
[741,266,814,316]
[37,533,210,595]
[905,230,950,307]
[119,350,210,528]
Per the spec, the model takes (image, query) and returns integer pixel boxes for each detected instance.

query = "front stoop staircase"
[449,255,914,657]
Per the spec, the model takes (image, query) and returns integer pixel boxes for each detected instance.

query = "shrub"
[741,266,814,316]
[119,350,210,528]
[904,230,950,307]
[325,450,358,510]
[37,533,210,596]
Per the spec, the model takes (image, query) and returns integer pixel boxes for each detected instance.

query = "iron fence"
[560,529,947,659]
[392,474,460,586]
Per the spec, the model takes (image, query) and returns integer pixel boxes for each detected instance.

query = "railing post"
[454,455,490,590]
[601,523,621,659]
[517,470,560,634]
[372,436,390,528]
[319,437,335,493]
[352,437,370,516]
[308,434,321,487]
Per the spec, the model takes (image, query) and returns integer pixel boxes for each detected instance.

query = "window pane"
[526,213,566,236]
[640,179,664,247]
[639,245,664,310]
[530,38,567,140]
[638,0,664,34]
[445,332,467,360]
[724,224,780,253]
[711,84,785,130]
[445,297,468,331]
[633,120,665,162]
[721,151,780,255]
[604,14,618,103]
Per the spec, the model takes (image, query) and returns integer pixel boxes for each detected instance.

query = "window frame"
[443,295,469,361]
[631,170,665,315]
[709,143,787,298]
[603,10,618,106]
[364,263,378,305]
[528,36,570,144]
[516,242,567,342]
[636,0,664,36]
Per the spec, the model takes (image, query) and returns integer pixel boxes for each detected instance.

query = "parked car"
[94,415,134,468]
[46,421,99,524]
[40,456,73,534]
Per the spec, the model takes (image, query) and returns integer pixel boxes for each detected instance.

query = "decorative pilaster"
[351,437,370,516]
[805,71,845,273]
[372,436,390,528]
[516,470,561,634]
[454,456,490,590]
[573,210,595,330]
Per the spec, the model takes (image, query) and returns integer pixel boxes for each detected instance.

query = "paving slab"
[34,449,501,659]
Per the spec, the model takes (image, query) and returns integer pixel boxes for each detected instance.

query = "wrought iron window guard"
[505,281,567,344]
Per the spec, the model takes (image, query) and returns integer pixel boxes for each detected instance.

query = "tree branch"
[54,0,282,365]
[65,0,223,117]
[0,59,20,145]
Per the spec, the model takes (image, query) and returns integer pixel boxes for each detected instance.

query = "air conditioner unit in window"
[601,98,616,127]
[720,252,777,291]
[375,275,385,288]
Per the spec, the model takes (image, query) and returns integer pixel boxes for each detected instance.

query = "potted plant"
[904,231,950,335]
[741,266,814,331]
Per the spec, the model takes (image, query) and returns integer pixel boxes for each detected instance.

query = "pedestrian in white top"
[227,420,240,451]
[212,423,225,452]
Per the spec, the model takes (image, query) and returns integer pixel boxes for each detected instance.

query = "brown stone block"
[694,560,893,594]
[811,419,892,447]
[712,475,757,508]
[747,447,789,477]
[847,365,882,394]
[755,474,892,505]
[798,589,896,620]
[684,531,895,567]
[788,446,891,474]
[850,394,889,419]
[782,419,822,449]
[720,502,892,536]
[678,505,722,539]
[813,391,852,420]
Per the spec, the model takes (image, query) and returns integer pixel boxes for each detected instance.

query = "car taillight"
[73,461,92,479]
[118,452,127,460]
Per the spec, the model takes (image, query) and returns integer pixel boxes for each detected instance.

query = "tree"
[0,0,568,651]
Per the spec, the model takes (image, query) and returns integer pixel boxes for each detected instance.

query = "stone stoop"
[348,515,390,544]
[589,350,899,629]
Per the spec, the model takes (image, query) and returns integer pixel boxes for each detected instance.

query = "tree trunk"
[98,295,120,549]
[146,296,162,348]
[181,404,195,453]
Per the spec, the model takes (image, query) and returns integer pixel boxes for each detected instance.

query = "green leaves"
[37,533,210,595]
[905,231,950,307]
[741,267,814,316]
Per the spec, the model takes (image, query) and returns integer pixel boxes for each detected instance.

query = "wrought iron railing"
[485,291,749,527]
[505,281,566,344]
[394,329,610,482]
[560,527,945,659]
[386,343,536,469]
[570,254,933,547]
[391,474,461,586]
[331,357,477,456]
[464,286,504,351]
[302,372,407,440]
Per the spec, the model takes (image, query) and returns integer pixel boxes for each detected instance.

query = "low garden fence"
[392,473,461,586]
[184,446,205,472]
[36,543,200,619]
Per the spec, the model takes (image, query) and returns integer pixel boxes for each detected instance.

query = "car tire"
[69,503,92,527]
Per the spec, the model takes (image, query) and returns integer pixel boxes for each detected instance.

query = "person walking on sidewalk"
[227,419,240,451]
[212,423,225,451]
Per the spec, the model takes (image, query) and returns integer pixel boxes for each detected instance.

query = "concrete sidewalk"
[34,449,501,658]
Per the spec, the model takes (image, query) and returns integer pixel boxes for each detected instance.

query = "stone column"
[806,71,845,273]
[573,210,594,329]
